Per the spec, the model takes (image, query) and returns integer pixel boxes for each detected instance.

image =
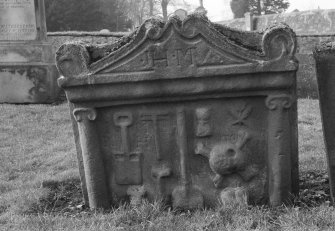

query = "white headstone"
[0,0,37,41]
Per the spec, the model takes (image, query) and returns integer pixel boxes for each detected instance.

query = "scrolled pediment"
[56,14,298,86]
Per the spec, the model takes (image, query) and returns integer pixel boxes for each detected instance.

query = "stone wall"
[218,9,335,98]
[47,31,128,53]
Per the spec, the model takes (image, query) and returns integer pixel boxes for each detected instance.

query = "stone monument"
[195,0,207,15]
[56,15,299,210]
[313,42,335,204]
[0,0,59,103]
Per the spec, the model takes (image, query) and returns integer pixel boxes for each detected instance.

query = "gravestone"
[56,15,299,210]
[313,42,335,204]
[0,0,59,103]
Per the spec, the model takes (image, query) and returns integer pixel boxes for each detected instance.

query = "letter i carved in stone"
[73,108,109,209]
[265,95,293,206]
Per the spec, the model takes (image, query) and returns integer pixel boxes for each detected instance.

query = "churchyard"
[0,99,334,230]
[2,0,335,230]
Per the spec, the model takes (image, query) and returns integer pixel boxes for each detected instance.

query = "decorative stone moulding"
[313,42,335,204]
[56,14,299,210]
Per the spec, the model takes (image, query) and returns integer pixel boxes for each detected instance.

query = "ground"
[0,99,334,230]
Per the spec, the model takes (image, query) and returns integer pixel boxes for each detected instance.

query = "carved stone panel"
[57,15,298,209]
[0,0,59,103]
[0,0,37,40]
[93,97,270,207]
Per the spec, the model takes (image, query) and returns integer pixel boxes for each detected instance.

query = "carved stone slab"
[313,42,335,204]
[0,0,59,103]
[0,0,37,41]
[56,14,299,210]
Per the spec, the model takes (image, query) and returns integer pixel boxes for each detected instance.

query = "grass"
[0,99,334,230]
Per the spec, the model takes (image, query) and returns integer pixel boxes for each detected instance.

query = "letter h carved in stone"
[265,95,293,206]
[73,108,109,209]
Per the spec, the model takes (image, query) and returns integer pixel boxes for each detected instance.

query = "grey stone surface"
[0,0,37,40]
[0,0,59,103]
[313,42,335,204]
[56,14,299,210]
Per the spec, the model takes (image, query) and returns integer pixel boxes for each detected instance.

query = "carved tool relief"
[195,107,212,137]
[195,140,211,158]
[228,102,252,126]
[172,108,204,209]
[140,112,169,161]
[192,102,265,204]
[140,112,172,197]
[113,111,142,185]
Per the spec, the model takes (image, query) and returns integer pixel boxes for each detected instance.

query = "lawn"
[0,99,334,230]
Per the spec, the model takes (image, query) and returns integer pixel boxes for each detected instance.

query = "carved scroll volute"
[73,108,109,209]
[265,95,293,206]
[56,43,90,82]
[262,24,297,60]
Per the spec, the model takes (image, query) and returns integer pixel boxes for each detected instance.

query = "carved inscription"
[140,47,196,68]
[113,111,142,185]
[0,0,37,40]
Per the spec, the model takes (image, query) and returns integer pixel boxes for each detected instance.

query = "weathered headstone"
[56,15,299,210]
[0,0,59,103]
[313,42,335,204]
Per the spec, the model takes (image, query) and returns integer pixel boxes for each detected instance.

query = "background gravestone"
[313,42,335,204]
[0,0,59,103]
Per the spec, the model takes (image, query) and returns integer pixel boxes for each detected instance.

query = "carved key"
[113,112,142,185]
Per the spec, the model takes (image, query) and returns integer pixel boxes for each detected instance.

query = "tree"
[100,0,132,31]
[249,0,290,15]
[45,0,130,31]
[117,0,176,29]
[230,0,249,19]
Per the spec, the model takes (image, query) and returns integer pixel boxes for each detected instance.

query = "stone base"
[0,42,60,103]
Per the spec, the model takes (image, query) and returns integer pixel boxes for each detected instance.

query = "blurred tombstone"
[173,9,188,20]
[0,0,59,103]
[56,15,299,210]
